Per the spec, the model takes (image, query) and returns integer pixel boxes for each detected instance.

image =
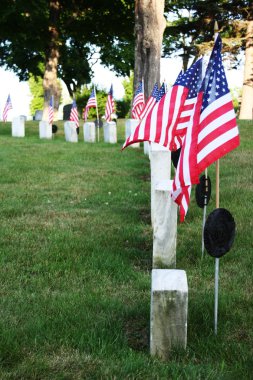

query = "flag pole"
[214,19,220,336]
[201,168,208,258]
[94,86,99,142]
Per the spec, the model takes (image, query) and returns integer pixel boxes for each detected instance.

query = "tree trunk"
[239,20,253,120]
[42,0,61,121]
[134,0,166,100]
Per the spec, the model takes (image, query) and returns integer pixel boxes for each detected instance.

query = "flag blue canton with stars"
[174,58,203,99]
[201,35,229,112]
[156,82,166,101]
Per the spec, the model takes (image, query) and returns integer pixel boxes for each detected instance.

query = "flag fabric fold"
[139,83,159,120]
[2,94,12,122]
[83,88,97,121]
[105,84,115,122]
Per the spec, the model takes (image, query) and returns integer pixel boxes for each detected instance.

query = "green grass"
[0,119,252,379]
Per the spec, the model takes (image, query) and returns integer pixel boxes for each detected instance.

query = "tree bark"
[134,0,166,100]
[239,20,253,120]
[42,0,61,121]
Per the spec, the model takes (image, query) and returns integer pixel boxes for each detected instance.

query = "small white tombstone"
[153,180,177,268]
[144,141,150,155]
[12,116,25,137]
[64,121,78,143]
[125,119,140,148]
[83,122,95,143]
[103,121,117,144]
[39,121,52,139]
[149,142,171,226]
[150,269,188,360]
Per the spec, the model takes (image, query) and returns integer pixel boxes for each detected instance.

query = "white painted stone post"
[125,119,140,148]
[39,121,52,139]
[149,143,171,226]
[12,116,25,137]
[103,121,117,143]
[153,180,177,268]
[64,121,78,143]
[150,269,188,360]
[144,141,150,155]
[83,122,95,143]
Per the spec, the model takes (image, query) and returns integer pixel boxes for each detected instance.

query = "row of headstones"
[11,116,117,144]
[126,120,188,360]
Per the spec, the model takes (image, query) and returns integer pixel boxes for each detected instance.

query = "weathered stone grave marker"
[83,122,96,143]
[150,269,188,360]
[125,119,140,148]
[103,121,117,143]
[39,121,52,139]
[12,116,25,137]
[64,121,78,143]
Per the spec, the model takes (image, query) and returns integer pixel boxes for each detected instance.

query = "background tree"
[134,0,166,100]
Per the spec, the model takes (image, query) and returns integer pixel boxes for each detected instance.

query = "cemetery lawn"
[0,119,252,379]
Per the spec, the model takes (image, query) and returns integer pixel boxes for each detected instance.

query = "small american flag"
[131,81,145,119]
[105,85,115,122]
[2,94,12,122]
[70,99,79,128]
[48,96,54,125]
[83,88,97,121]
[139,83,159,120]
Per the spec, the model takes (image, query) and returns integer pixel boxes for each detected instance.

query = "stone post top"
[152,269,188,292]
[150,142,169,152]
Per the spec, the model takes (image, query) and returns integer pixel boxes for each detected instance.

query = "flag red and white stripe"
[48,96,54,125]
[83,88,97,121]
[70,99,79,128]
[131,81,145,119]
[105,85,115,122]
[139,83,159,120]
[2,94,12,122]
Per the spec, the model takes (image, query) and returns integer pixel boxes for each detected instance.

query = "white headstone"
[35,110,43,121]
[64,121,78,143]
[39,121,52,139]
[144,141,150,155]
[150,269,188,360]
[12,116,25,137]
[103,121,117,144]
[149,143,171,226]
[83,122,96,143]
[125,119,140,148]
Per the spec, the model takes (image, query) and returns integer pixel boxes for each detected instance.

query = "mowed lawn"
[0,119,252,379]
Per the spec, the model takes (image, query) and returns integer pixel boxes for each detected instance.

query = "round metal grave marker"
[204,208,236,258]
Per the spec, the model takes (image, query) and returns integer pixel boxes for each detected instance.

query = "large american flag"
[172,34,240,221]
[131,81,145,119]
[48,95,54,125]
[83,88,97,121]
[70,99,79,128]
[105,84,115,122]
[197,34,240,173]
[123,59,202,150]
[2,94,12,122]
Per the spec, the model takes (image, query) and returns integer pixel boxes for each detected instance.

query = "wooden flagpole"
[94,86,99,142]
[214,19,220,336]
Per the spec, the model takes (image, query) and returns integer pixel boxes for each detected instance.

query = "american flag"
[48,96,54,125]
[131,81,145,119]
[197,34,240,173]
[83,88,97,121]
[105,85,115,122]
[172,34,240,222]
[123,59,201,150]
[2,94,12,122]
[139,83,159,120]
[70,99,79,128]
